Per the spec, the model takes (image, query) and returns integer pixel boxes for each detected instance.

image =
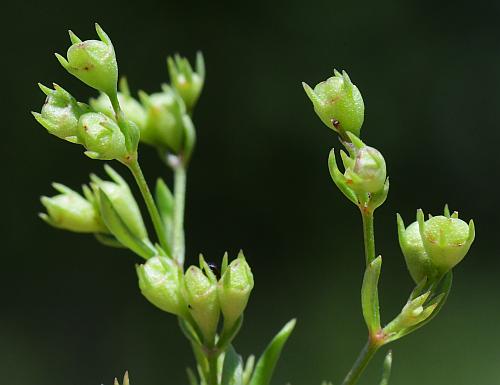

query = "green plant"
[303,70,475,384]
[33,24,477,385]
[34,24,295,385]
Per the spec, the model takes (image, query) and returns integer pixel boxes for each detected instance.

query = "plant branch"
[207,351,219,385]
[341,339,379,385]
[360,207,376,266]
[128,159,171,255]
[172,162,187,266]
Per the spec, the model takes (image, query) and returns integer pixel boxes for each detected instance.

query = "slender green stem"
[341,340,379,385]
[128,159,170,254]
[341,207,378,385]
[207,352,219,385]
[109,93,121,116]
[172,164,187,266]
[361,208,376,266]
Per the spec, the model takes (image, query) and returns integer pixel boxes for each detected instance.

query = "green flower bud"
[138,85,194,154]
[78,112,129,160]
[90,165,147,240]
[89,79,147,130]
[398,208,475,283]
[183,265,220,343]
[40,183,106,233]
[218,252,254,329]
[303,69,364,137]
[167,52,205,112]
[32,83,90,143]
[137,256,185,316]
[56,24,118,97]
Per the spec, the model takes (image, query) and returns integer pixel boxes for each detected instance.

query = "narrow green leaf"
[379,350,392,385]
[155,178,174,244]
[155,178,174,217]
[248,319,296,385]
[361,256,382,334]
[99,190,156,259]
[221,345,243,385]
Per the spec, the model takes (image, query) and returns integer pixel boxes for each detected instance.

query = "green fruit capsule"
[139,85,193,153]
[33,83,90,144]
[40,183,106,233]
[397,215,437,284]
[183,265,220,343]
[419,211,475,273]
[56,24,118,97]
[331,133,387,197]
[303,69,364,137]
[77,112,128,161]
[137,256,185,316]
[167,52,205,112]
[218,252,254,329]
[397,209,475,283]
[345,145,386,194]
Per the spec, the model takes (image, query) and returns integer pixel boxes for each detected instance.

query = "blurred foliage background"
[3,0,500,384]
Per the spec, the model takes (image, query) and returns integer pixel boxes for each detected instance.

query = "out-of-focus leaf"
[379,350,392,385]
[221,345,243,385]
[248,319,296,385]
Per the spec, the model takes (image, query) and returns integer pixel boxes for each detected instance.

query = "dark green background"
[3,0,500,384]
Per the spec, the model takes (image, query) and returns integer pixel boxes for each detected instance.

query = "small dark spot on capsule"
[331,119,340,128]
